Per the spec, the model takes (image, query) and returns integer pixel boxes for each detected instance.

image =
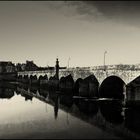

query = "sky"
[0,1,140,67]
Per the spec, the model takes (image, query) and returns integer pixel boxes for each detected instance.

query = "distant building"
[0,61,16,73]
[16,63,22,71]
[25,60,38,71]
[16,60,39,71]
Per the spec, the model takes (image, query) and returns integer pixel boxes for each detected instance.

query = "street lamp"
[104,51,107,71]
[67,57,70,69]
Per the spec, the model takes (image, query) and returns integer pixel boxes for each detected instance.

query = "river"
[0,82,139,139]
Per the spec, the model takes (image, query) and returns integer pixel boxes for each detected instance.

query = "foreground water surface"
[0,83,139,139]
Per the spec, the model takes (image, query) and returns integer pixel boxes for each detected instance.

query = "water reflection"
[22,83,29,91]
[59,94,73,108]
[29,85,38,94]
[125,108,140,134]
[0,82,15,99]
[75,99,98,117]
[0,82,140,139]
[20,93,33,101]
[0,87,14,99]
[54,95,59,119]
[38,88,49,98]
[99,101,124,124]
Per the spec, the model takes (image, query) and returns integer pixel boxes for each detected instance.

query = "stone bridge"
[17,59,140,105]
[17,67,140,85]
[17,59,140,100]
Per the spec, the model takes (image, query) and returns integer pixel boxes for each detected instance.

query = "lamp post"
[67,57,70,69]
[104,51,107,71]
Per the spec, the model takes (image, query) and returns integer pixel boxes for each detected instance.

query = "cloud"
[70,1,140,18]
[62,1,140,27]
[41,1,104,22]
[65,1,104,21]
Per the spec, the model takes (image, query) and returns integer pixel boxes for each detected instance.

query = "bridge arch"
[39,75,43,80]
[99,75,126,99]
[49,76,53,81]
[73,78,83,95]
[39,74,48,81]
[30,75,38,85]
[22,75,29,84]
[78,75,99,97]
[59,77,66,91]
[44,74,48,80]
[65,74,74,92]
[38,75,48,86]
[17,75,23,83]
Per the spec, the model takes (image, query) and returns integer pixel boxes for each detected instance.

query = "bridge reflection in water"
[0,82,139,139]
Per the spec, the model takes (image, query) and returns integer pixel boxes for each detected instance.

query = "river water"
[0,83,139,139]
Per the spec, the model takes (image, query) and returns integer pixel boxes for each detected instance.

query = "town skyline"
[0,1,140,67]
